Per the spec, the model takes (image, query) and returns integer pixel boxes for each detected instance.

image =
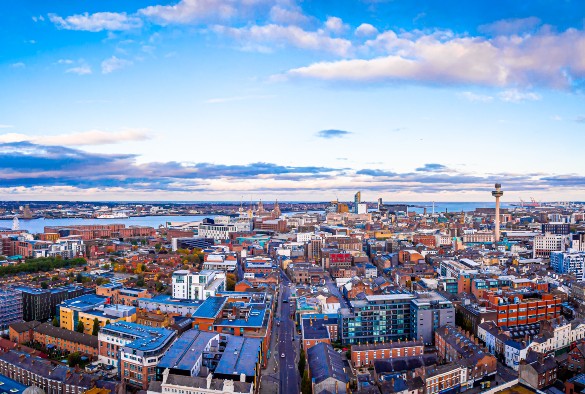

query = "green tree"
[105,319,111,326]
[52,316,59,327]
[155,281,164,292]
[136,275,145,287]
[92,318,100,336]
[301,369,311,394]
[226,273,236,291]
[40,281,48,289]
[298,348,306,374]
[51,275,59,282]
[76,320,84,333]
[76,273,83,283]
[67,352,81,367]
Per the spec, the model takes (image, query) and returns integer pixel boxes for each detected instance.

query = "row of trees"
[74,318,110,335]
[0,257,86,276]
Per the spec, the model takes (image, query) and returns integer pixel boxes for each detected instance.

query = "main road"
[277,270,300,394]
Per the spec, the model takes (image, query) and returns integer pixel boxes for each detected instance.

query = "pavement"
[259,271,300,394]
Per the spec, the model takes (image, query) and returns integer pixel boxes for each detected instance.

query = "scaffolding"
[0,289,23,330]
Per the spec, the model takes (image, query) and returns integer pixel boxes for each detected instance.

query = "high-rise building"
[491,183,504,243]
[354,191,361,214]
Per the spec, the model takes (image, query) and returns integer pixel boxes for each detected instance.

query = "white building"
[149,369,253,394]
[533,233,568,258]
[202,253,238,272]
[198,223,237,241]
[172,270,226,300]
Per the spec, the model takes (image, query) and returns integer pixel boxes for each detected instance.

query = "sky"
[0,0,584,202]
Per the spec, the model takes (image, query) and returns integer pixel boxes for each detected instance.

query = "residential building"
[551,251,585,280]
[350,340,424,368]
[172,270,226,300]
[307,342,348,394]
[518,351,557,390]
[99,322,177,390]
[485,290,561,327]
[339,293,415,345]
[0,288,23,330]
[435,325,497,385]
[16,285,91,322]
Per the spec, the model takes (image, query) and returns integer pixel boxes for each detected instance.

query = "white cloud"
[459,92,494,103]
[269,5,309,25]
[57,59,74,65]
[355,23,378,37]
[284,28,585,90]
[479,17,541,35]
[10,62,25,69]
[324,16,347,34]
[0,129,152,146]
[213,24,352,56]
[48,12,142,32]
[140,0,248,24]
[0,125,13,129]
[66,65,93,75]
[498,89,541,102]
[101,56,133,74]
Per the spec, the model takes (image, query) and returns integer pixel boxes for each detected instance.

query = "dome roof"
[23,386,46,394]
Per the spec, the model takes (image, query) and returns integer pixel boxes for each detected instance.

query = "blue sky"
[1,0,584,201]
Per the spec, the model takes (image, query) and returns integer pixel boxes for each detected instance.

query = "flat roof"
[158,329,218,371]
[365,294,415,302]
[105,322,175,352]
[60,294,107,310]
[215,336,262,377]
[193,296,227,319]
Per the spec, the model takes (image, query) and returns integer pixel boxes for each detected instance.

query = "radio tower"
[491,183,504,243]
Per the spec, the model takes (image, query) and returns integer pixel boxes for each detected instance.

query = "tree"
[105,319,111,326]
[51,275,59,282]
[92,318,100,336]
[76,320,85,333]
[136,275,145,287]
[52,316,59,327]
[226,274,236,291]
[40,281,48,289]
[76,273,83,283]
[298,348,306,374]
[301,369,311,394]
[67,352,81,367]
[155,281,164,292]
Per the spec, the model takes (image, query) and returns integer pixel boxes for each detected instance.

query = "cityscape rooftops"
[192,296,227,319]
[104,322,175,352]
[158,329,218,371]
[59,294,107,311]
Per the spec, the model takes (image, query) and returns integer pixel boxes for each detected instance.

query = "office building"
[410,291,455,345]
[16,285,91,322]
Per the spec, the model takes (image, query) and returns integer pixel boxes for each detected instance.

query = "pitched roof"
[307,342,348,385]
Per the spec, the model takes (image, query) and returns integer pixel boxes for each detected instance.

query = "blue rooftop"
[0,374,27,394]
[104,322,175,352]
[214,304,268,328]
[193,296,227,319]
[158,329,218,371]
[60,294,107,310]
[215,335,262,378]
[138,295,203,308]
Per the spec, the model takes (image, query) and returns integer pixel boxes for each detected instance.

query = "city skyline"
[1,0,585,201]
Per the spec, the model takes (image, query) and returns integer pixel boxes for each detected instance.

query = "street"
[277,271,301,394]
[325,275,348,308]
